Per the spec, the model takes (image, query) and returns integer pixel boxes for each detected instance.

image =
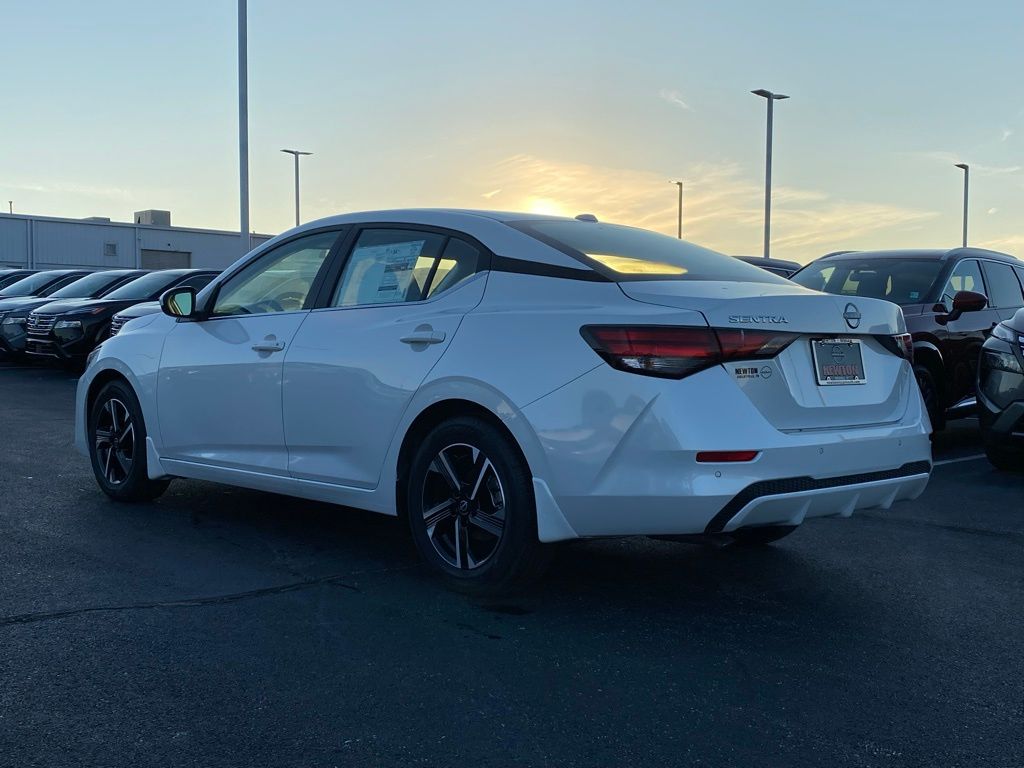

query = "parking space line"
[934,454,987,466]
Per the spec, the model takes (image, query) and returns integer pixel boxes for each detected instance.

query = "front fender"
[74,319,170,458]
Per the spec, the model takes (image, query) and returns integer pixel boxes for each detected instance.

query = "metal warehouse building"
[0,210,273,271]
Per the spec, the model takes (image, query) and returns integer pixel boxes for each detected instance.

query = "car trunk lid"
[619,280,914,431]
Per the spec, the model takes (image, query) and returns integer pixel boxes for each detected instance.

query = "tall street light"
[752,89,789,259]
[671,181,684,239]
[281,149,313,227]
[238,0,249,254]
[954,163,969,247]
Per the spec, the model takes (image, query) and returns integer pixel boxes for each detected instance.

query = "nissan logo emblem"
[843,303,861,329]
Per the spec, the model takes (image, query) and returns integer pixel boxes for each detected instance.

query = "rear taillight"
[580,325,799,379]
[877,333,914,363]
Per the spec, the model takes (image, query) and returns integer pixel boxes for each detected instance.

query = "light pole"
[238,0,249,254]
[752,89,789,259]
[954,163,969,247]
[671,181,683,238]
[281,149,313,226]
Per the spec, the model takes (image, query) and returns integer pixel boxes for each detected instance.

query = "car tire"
[405,416,551,594]
[914,364,945,432]
[729,525,798,545]
[984,442,1023,472]
[88,379,171,502]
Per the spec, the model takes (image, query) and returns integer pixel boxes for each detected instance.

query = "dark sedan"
[0,269,146,356]
[24,269,219,366]
[978,308,1024,470]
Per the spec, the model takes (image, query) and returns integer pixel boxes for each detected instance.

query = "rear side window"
[982,262,1024,308]
[331,229,448,307]
[511,220,785,283]
[426,238,481,298]
[941,259,985,306]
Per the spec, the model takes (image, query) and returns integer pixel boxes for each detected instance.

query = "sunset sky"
[2,0,1022,262]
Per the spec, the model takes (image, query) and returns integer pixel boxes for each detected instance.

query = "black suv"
[25,269,219,366]
[792,248,1024,429]
[978,308,1024,469]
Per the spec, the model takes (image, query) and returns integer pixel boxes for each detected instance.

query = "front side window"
[941,259,985,306]
[792,258,944,306]
[213,231,339,316]
[981,262,1024,308]
[331,229,448,307]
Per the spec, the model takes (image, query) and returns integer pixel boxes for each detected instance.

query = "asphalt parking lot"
[1,361,1022,768]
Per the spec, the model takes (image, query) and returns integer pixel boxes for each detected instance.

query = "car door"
[156,230,343,474]
[980,260,1024,323]
[283,227,487,488]
[938,259,1001,404]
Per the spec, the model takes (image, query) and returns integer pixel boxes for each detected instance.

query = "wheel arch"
[913,342,945,398]
[394,398,536,520]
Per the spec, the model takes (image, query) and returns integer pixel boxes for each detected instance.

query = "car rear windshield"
[791,258,944,305]
[0,272,68,297]
[48,272,127,299]
[104,271,185,301]
[510,220,787,283]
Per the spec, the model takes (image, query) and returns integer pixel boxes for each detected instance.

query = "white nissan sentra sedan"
[75,210,932,591]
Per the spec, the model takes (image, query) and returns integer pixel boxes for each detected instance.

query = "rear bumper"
[705,461,930,533]
[523,363,932,540]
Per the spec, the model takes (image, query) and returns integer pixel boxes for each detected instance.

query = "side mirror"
[160,287,197,318]
[938,290,987,324]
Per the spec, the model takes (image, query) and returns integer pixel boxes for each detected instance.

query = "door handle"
[400,330,446,345]
[252,341,285,353]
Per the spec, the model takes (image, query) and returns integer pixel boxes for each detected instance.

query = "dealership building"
[0,210,274,271]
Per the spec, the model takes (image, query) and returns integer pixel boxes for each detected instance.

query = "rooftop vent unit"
[134,209,171,226]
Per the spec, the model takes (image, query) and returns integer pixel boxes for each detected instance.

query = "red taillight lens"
[897,333,914,363]
[580,325,798,379]
[696,450,759,463]
[877,333,914,363]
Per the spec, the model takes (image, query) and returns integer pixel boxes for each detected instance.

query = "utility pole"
[954,163,969,247]
[671,181,683,238]
[281,149,313,226]
[238,0,250,253]
[751,89,789,258]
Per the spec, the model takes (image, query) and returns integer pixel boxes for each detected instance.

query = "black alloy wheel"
[88,380,170,502]
[406,416,550,593]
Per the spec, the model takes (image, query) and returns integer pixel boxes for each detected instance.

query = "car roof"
[257,209,595,270]
[815,247,1020,263]
[735,255,802,270]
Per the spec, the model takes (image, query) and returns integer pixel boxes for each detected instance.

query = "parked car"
[76,210,931,592]
[0,269,146,356]
[0,269,39,290]
[791,248,1024,429]
[108,301,161,338]
[978,307,1024,470]
[25,269,218,366]
[735,255,802,278]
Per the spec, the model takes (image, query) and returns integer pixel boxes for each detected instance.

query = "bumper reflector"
[696,450,759,463]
